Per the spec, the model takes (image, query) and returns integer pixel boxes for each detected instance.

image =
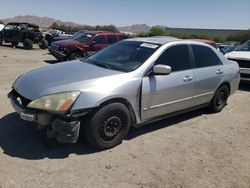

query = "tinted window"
[93,35,106,44]
[191,45,222,67]
[107,35,118,44]
[154,45,191,72]
[119,35,128,40]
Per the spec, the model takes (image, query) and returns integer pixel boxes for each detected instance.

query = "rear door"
[141,44,195,121]
[190,44,225,105]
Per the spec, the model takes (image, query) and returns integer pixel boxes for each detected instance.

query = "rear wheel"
[23,39,33,50]
[38,39,48,49]
[209,85,229,113]
[84,103,131,149]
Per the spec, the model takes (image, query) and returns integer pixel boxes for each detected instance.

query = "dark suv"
[48,31,128,60]
[0,22,47,49]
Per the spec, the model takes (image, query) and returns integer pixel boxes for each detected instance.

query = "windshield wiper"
[91,61,111,70]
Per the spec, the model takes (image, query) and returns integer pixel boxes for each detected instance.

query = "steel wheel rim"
[216,91,225,106]
[99,116,122,141]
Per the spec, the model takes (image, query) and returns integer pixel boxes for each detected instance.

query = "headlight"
[27,91,81,113]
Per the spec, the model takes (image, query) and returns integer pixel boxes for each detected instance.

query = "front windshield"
[73,33,92,42]
[236,40,250,51]
[84,41,160,72]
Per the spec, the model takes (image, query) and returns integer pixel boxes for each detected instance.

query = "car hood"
[13,61,123,100]
[225,51,250,61]
[53,39,82,47]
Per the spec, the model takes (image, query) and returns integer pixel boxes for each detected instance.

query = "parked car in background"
[0,22,47,49]
[218,41,241,51]
[48,31,128,60]
[51,30,87,43]
[9,37,240,149]
[193,39,225,54]
[225,40,250,82]
[222,45,240,54]
[44,29,66,45]
[192,39,218,49]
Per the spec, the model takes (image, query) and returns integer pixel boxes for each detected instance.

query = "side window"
[107,35,118,44]
[4,24,16,30]
[119,35,128,40]
[93,35,106,44]
[154,45,191,72]
[191,45,222,68]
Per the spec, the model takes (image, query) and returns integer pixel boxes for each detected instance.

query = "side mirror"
[90,41,96,45]
[153,64,172,75]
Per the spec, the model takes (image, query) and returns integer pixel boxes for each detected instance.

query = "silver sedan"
[9,37,240,149]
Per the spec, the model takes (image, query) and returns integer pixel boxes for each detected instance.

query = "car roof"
[125,36,179,45]
[86,31,125,35]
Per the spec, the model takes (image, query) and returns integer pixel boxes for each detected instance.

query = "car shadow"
[0,43,42,51]
[126,110,203,140]
[0,113,99,160]
[44,60,59,64]
[0,43,26,50]
[0,109,204,160]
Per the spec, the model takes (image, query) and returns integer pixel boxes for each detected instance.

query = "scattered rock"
[106,165,111,169]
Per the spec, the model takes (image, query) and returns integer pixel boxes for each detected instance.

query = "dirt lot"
[0,44,250,188]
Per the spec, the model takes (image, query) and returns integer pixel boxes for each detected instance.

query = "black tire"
[69,52,83,60]
[209,85,229,113]
[38,39,48,49]
[23,39,33,50]
[11,42,19,47]
[84,103,131,149]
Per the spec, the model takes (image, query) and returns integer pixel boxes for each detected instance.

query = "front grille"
[50,44,59,51]
[12,90,31,107]
[241,73,250,79]
[229,59,250,68]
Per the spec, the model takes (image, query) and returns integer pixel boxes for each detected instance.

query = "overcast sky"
[0,0,249,29]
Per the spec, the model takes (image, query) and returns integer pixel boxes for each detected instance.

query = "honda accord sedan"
[8,37,240,149]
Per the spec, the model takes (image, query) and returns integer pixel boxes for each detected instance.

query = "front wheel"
[209,85,229,113]
[84,103,131,149]
[69,52,83,60]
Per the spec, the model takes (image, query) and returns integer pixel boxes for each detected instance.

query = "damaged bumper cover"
[8,90,80,143]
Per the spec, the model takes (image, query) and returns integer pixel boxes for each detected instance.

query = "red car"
[191,39,218,49]
[48,31,128,60]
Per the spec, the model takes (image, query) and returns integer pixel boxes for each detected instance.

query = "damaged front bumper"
[8,90,80,143]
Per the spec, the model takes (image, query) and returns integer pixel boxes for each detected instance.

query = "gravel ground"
[0,44,250,188]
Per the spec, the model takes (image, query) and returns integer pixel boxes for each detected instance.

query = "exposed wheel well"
[99,98,137,127]
[69,49,87,57]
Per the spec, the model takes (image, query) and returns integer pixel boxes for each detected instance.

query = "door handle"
[183,75,193,82]
[216,69,223,74]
